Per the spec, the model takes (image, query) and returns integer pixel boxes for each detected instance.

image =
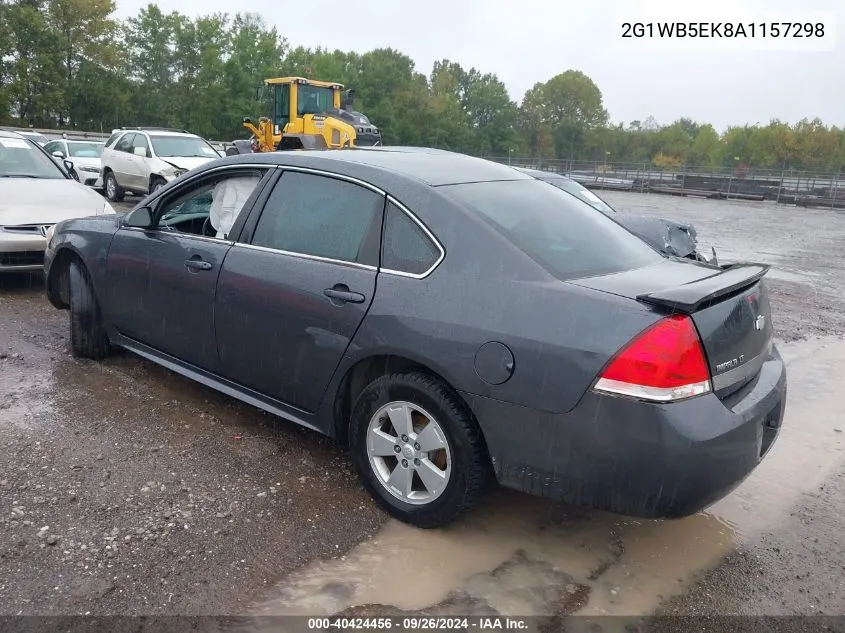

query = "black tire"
[349,372,489,528]
[68,260,111,360]
[104,171,124,202]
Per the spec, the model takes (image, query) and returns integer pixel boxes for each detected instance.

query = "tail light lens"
[593,315,711,402]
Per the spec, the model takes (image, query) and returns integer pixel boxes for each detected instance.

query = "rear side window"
[442,180,662,281]
[105,132,122,148]
[251,171,384,265]
[381,202,441,275]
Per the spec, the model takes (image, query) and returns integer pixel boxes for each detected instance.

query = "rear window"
[545,177,616,215]
[442,180,662,281]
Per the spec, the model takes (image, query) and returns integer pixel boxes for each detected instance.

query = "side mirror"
[52,150,65,159]
[242,117,253,124]
[133,147,147,157]
[63,159,79,180]
[124,206,153,229]
[341,88,355,110]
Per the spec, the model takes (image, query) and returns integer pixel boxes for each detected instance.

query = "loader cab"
[265,77,343,134]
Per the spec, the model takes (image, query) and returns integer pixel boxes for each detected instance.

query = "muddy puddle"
[0,364,55,430]
[242,336,845,621]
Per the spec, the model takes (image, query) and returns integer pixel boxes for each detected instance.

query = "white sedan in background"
[44,138,106,190]
[0,130,114,273]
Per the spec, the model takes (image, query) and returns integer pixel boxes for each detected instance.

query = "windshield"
[298,85,334,116]
[67,142,104,158]
[0,136,66,179]
[545,177,616,215]
[150,135,219,159]
[442,179,662,281]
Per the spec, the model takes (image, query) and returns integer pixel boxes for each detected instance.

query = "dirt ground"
[1,191,844,625]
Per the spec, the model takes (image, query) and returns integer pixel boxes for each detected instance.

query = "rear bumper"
[463,345,786,518]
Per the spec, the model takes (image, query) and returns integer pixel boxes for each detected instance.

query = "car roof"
[0,130,25,139]
[227,147,535,187]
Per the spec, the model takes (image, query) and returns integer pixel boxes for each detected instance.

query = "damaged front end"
[611,214,713,262]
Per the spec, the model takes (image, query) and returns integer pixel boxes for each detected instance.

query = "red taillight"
[594,315,711,402]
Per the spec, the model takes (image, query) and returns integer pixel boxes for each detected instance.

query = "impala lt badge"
[716,354,745,373]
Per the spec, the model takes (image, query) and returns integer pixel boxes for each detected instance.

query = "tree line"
[1,0,843,171]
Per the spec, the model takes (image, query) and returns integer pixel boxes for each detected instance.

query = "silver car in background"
[0,130,115,273]
[44,137,106,190]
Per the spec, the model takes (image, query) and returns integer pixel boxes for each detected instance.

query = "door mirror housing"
[63,159,78,180]
[124,206,154,229]
[52,150,65,159]
[133,146,147,157]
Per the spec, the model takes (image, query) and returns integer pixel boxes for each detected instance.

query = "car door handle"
[324,286,365,304]
[185,259,212,271]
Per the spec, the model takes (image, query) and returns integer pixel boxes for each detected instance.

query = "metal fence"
[5,125,842,210]
[485,157,845,210]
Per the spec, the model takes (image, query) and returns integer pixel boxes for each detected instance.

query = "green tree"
[45,0,120,126]
[221,12,287,139]
[520,70,608,159]
[5,0,63,125]
[123,4,180,126]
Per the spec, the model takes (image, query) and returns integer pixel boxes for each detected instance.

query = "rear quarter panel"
[348,187,665,414]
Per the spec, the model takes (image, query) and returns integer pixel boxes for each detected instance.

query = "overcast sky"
[114,0,843,131]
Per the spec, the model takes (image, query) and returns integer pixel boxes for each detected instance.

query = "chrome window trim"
[379,195,446,280]
[120,226,234,246]
[234,242,378,272]
[117,161,447,279]
[276,164,385,195]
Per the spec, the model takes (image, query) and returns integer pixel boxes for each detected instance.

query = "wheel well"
[332,355,490,455]
[47,248,82,309]
[150,174,165,186]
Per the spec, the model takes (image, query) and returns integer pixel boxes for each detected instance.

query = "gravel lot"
[1,191,843,624]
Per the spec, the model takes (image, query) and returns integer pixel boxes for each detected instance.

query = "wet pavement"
[1,193,844,622]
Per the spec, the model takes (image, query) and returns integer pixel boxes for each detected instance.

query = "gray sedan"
[44,148,786,528]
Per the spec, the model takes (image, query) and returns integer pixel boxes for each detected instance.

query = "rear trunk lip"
[636,262,771,313]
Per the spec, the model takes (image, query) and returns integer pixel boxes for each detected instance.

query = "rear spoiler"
[636,262,770,313]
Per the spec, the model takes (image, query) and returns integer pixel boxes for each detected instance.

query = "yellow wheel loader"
[228,77,382,154]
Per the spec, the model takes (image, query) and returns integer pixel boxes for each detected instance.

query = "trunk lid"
[569,259,774,398]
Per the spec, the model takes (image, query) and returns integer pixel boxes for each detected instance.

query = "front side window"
[0,136,66,179]
[44,141,65,157]
[251,171,383,265]
[155,168,267,238]
[297,85,334,116]
[149,135,218,159]
[274,84,290,128]
[442,179,662,281]
[381,202,441,275]
[132,134,150,156]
